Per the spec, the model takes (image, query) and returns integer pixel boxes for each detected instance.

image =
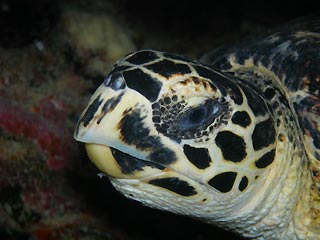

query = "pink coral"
[0,97,73,170]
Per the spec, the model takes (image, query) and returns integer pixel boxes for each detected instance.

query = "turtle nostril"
[104,72,126,90]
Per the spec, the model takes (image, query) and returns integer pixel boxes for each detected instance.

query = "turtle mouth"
[85,143,166,179]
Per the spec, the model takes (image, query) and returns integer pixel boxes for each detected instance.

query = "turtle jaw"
[84,143,167,179]
[84,143,124,178]
[74,83,172,179]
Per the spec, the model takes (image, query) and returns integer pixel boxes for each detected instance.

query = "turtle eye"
[178,102,223,130]
[187,107,208,125]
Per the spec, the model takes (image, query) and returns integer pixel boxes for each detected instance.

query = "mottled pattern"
[215,131,247,162]
[74,19,320,240]
[231,111,251,127]
[111,148,165,174]
[201,18,320,163]
[208,171,237,193]
[149,177,197,196]
[198,18,320,238]
[183,144,211,169]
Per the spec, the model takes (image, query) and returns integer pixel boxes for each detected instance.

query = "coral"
[61,8,136,77]
[0,97,72,170]
[0,1,135,239]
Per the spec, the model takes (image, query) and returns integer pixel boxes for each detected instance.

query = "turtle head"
[74,50,278,225]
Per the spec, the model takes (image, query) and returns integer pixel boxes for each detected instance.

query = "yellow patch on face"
[85,143,125,178]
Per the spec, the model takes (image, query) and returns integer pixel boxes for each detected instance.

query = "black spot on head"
[239,176,249,191]
[231,111,251,128]
[123,69,162,102]
[119,108,177,165]
[208,172,237,193]
[111,148,165,174]
[126,50,159,65]
[79,94,103,127]
[97,93,124,124]
[149,148,177,165]
[215,131,247,162]
[149,177,197,196]
[119,108,153,149]
[145,59,191,78]
[183,145,211,169]
[242,87,268,116]
[255,149,276,168]
[252,118,276,151]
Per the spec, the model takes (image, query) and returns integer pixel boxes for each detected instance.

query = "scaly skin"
[74,19,320,239]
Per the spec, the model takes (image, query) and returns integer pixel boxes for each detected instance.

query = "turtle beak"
[74,83,126,149]
[74,72,130,146]
[74,82,150,153]
[74,81,159,177]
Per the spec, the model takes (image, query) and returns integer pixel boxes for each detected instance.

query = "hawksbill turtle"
[74,19,320,239]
